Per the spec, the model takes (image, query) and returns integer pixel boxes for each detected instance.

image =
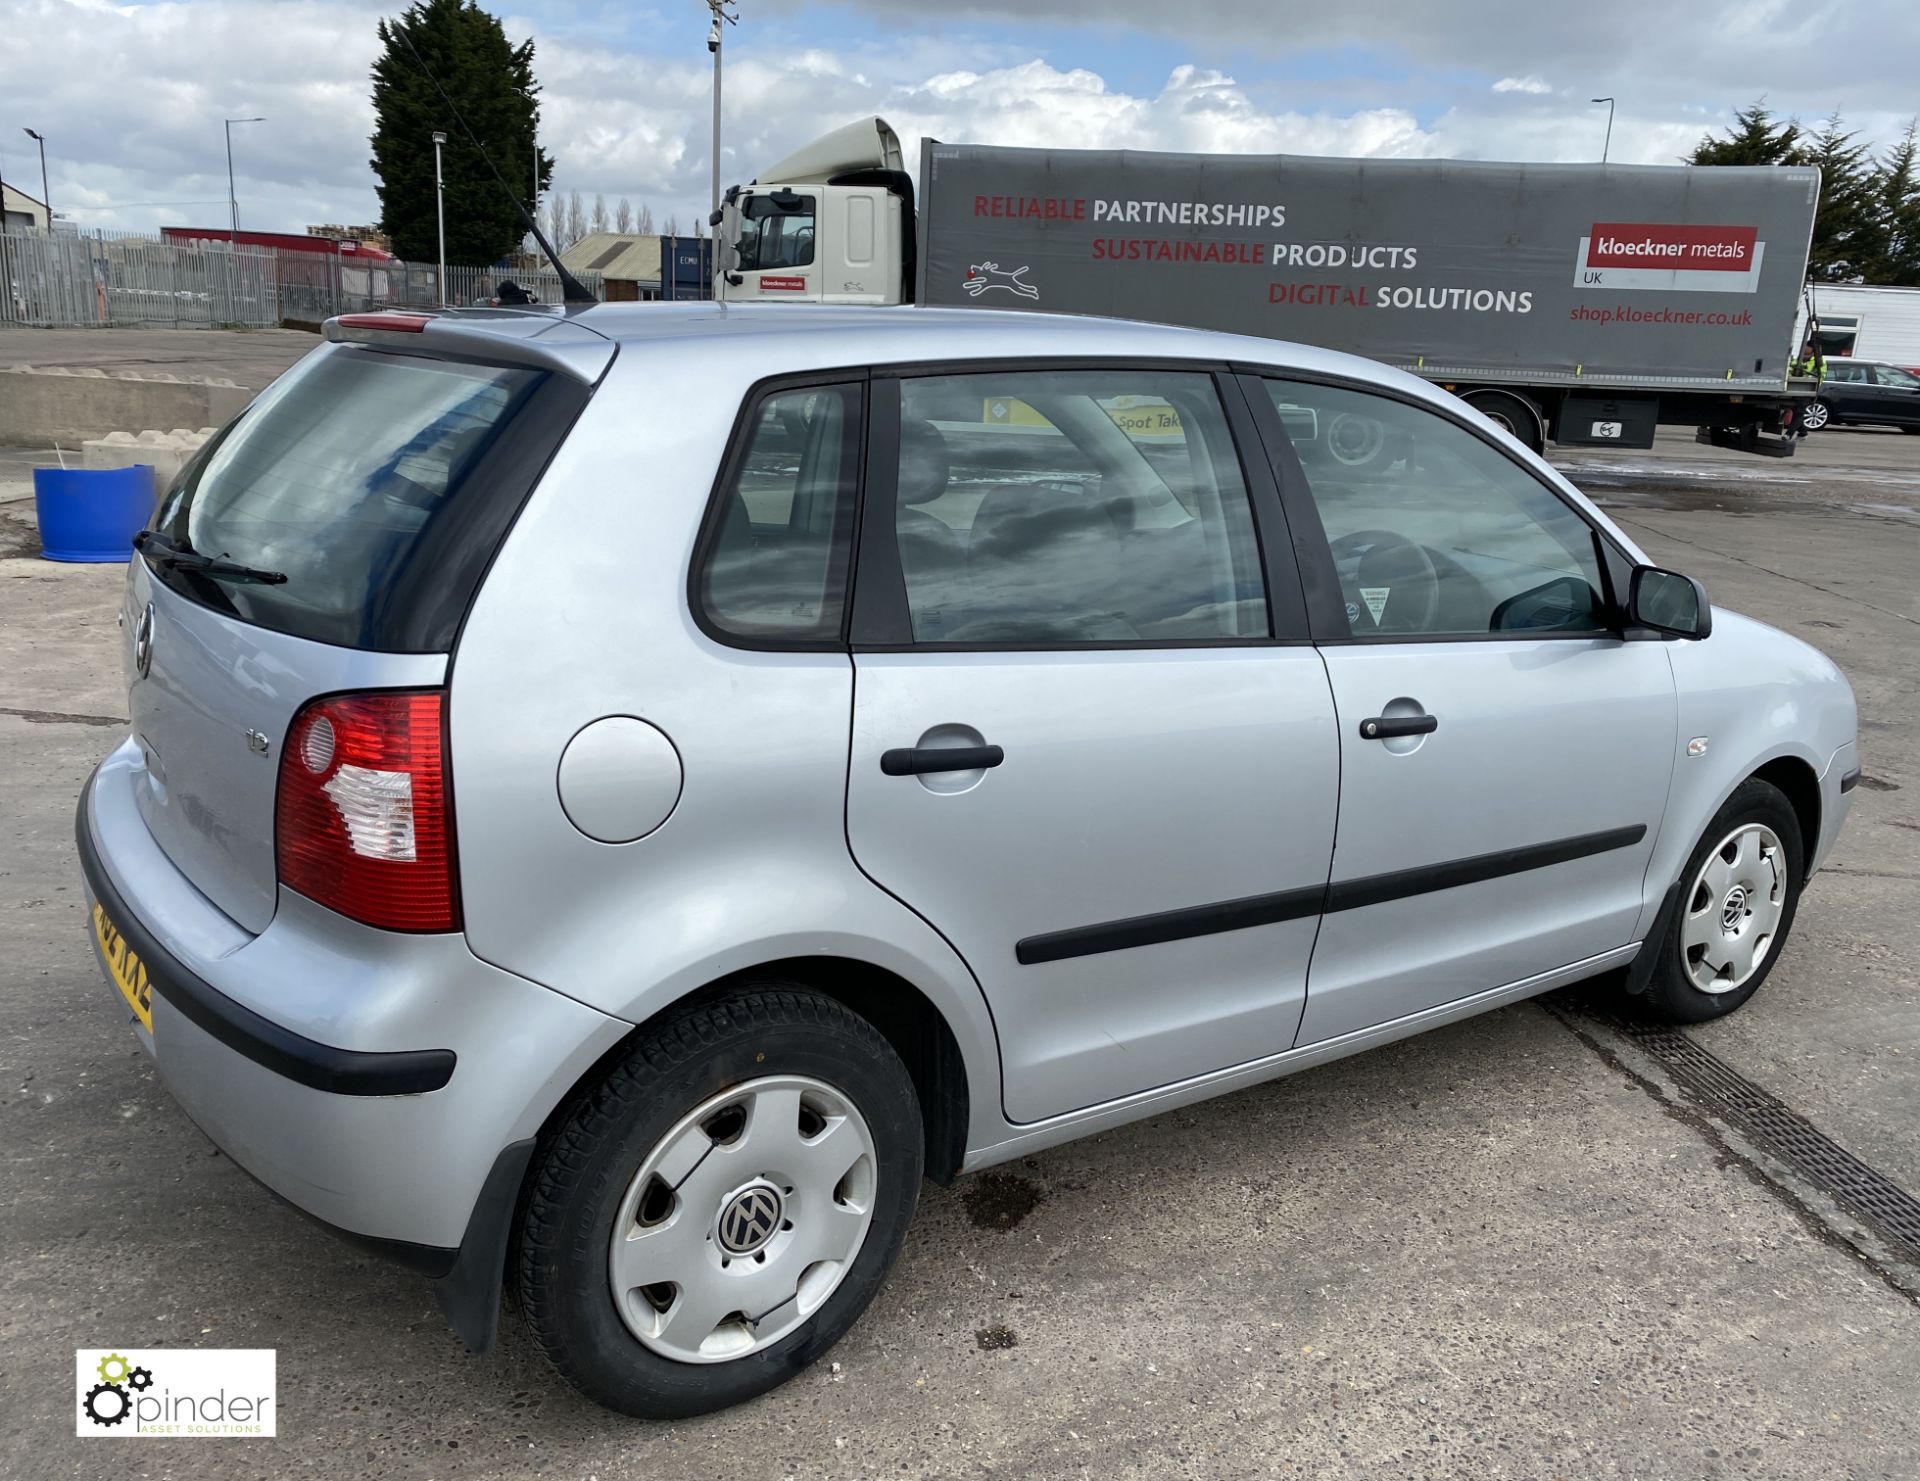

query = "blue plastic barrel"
[32,466,156,563]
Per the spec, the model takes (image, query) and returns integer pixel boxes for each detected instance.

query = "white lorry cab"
[717,117,913,306]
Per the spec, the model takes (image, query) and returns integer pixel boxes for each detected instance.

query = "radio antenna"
[391,19,597,305]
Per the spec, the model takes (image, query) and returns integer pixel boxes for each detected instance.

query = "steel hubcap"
[609,1075,878,1364]
[1681,823,1786,994]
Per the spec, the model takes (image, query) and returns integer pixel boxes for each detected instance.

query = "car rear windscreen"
[148,342,585,652]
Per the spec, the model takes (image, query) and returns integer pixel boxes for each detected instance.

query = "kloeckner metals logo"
[75,1349,276,1438]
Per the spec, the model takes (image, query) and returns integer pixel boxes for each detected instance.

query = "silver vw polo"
[78,303,1858,1416]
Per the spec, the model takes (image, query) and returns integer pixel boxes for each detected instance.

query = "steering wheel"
[1327,528,1442,633]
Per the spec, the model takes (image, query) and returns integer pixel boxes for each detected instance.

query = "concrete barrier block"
[0,366,260,447]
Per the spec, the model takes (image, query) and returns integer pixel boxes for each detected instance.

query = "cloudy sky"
[3,0,1917,242]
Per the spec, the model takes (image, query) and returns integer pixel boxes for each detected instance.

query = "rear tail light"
[275,691,459,932]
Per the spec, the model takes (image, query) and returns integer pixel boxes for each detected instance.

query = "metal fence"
[0,229,603,329]
[1,230,279,328]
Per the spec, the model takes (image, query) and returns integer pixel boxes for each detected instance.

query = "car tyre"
[1799,400,1831,431]
[1460,389,1545,453]
[1637,778,1804,1024]
[517,984,923,1418]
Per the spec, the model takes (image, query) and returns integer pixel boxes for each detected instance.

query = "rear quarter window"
[148,343,585,652]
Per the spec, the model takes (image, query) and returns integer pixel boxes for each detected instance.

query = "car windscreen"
[147,343,584,652]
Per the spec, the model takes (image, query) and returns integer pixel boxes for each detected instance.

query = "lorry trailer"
[716,118,1820,457]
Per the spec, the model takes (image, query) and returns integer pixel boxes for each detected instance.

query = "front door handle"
[881,744,1005,776]
[1359,713,1438,741]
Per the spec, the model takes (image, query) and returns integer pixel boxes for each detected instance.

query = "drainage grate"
[1589,1010,1920,1263]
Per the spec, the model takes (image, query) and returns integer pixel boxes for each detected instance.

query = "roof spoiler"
[324,309,616,383]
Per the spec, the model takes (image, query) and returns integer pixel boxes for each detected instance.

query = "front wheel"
[518,986,923,1417]
[1638,779,1804,1023]
[1799,400,1831,431]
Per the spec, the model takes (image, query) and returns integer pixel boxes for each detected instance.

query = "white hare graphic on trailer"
[962,261,1039,299]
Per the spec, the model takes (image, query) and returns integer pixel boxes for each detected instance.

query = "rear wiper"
[134,530,287,586]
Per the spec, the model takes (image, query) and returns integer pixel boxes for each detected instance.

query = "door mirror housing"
[1628,566,1712,639]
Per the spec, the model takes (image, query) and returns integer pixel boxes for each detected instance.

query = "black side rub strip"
[1840,767,1861,794]
[1016,825,1647,965]
[1016,884,1323,966]
[1325,825,1647,913]
[75,787,457,1096]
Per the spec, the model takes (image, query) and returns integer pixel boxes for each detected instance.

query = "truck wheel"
[517,985,923,1418]
[1321,410,1405,471]
[1799,400,1831,431]
[1460,390,1544,453]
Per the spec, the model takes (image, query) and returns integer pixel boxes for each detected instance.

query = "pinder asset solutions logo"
[76,1349,276,1437]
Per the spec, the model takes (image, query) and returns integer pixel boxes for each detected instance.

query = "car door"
[1871,363,1920,425]
[1824,360,1871,422]
[844,365,1339,1124]
[1244,376,1677,1046]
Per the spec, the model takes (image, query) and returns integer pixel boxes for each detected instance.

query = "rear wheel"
[1638,779,1803,1024]
[518,985,923,1417]
[1460,389,1544,453]
[1799,400,1831,431]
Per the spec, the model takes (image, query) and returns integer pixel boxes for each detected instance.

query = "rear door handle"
[881,744,1005,776]
[1358,714,1438,741]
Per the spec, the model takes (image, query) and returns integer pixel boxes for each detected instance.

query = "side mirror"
[1628,565,1712,639]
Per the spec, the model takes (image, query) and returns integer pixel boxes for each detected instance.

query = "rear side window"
[887,369,1268,644]
[695,383,862,644]
[149,344,582,652]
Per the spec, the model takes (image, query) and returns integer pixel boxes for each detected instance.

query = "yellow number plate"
[92,901,154,1032]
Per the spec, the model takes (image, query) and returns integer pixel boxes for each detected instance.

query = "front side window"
[696,383,860,642]
[888,370,1269,644]
[1263,380,1608,639]
[737,194,816,271]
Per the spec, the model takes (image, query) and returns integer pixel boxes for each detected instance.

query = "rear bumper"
[77,743,631,1335]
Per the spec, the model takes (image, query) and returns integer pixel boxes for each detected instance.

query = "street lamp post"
[1591,97,1616,164]
[22,129,50,229]
[224,116,266,249]
[706,1,738,217]
[433,131,448,307]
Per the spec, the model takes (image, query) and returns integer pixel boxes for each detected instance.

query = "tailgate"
[120,329,595,934]
[123,563,444,933]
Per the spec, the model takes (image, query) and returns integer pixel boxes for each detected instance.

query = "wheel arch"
[528,955,975,1189]
[1749,754,1821,882]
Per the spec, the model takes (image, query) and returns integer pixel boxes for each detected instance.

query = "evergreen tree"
[1802,113,1877,281]
[370,0,552,265]
[1866,120,1920,285]
[1689,100,1800,166]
